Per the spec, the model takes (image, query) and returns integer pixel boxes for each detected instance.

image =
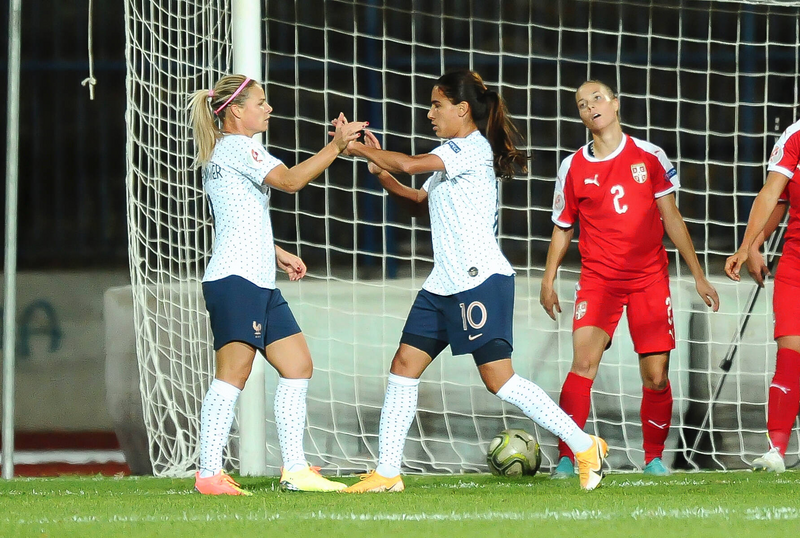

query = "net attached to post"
[125,0,800,476]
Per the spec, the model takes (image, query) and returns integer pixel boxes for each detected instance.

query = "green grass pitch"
[2,472,800,537]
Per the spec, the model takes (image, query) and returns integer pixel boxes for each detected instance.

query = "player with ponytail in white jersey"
[187,74,366,495]
[726,117,800,473]
[542,80,720,478]
[337,70,608,493]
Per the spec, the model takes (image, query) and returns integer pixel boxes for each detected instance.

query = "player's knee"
[642,374,668,391]
[570,357,599,379]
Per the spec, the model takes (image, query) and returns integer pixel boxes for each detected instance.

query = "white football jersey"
[201,134,282,288]
[421,130,514,295]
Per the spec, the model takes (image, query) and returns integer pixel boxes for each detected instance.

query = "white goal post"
[124,0,800,477]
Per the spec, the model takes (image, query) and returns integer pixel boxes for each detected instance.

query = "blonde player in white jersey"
[188,74,366,495]
[336,70,608,493]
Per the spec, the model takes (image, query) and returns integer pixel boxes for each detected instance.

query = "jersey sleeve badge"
[769,144,784,166]
[553,191,565,212]
[447,141,461,153]
[250,147,265,165]
[631,163,647,183]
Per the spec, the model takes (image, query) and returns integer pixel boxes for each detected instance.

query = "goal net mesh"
[125,0,800,476]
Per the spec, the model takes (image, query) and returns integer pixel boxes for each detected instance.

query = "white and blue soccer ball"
[486,428,541,477]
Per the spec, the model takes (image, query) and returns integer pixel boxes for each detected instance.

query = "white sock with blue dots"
[275,377,310,472]
[199,378,241,478]
[496,374,592,454]
[375,373,420,478]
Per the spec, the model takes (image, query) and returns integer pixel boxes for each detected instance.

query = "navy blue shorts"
[202,275,301,351]
[401,274,514,360]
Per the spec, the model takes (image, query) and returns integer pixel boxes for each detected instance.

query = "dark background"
[2,0,799,273]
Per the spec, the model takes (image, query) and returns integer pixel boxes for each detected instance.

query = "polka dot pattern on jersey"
[422,131,514,296]
[202,134,282,289]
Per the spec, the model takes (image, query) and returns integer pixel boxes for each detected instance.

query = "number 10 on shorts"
[460,301,487,331]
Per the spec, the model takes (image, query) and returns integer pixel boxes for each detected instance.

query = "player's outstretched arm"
[540,225,573,320]
[354,129,427,217]
[275,245,307,281]
[725,171,789,283]
[657,193,720,311]
[265,113,366,193]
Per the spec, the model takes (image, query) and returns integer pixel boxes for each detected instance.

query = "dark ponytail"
[434,70,528,180]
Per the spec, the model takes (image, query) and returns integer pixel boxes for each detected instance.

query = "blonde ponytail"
[188,74,255,167]
[188,88,220,166]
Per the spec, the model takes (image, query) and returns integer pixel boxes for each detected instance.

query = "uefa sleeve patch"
[666,167,677,180]
[769,144,784,166]
[553,191,565,212]
[447,141,461,153]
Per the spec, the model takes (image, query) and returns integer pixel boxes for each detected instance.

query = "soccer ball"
[486,428,541,477]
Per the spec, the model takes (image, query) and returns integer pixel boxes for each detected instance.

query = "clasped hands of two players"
[725,247,770,287]
[329,113,384,175]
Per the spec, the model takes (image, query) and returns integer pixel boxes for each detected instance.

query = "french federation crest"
[575,301,587,321]
[631,163,647,183]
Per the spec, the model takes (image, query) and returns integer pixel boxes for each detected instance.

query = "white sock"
[199,378,241,478]
[375,373,420,478]
[496,374,592,454]
[275,377,309,472]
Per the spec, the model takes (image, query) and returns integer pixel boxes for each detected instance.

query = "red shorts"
[773,278,800,340]
[573,275,676,354]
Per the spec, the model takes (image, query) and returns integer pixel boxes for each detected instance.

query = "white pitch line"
[2,506,799,525]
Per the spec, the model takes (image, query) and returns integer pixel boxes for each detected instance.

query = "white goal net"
[125,0,800,476]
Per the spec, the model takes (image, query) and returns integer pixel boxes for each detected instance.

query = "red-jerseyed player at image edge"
[725,117,800,474]
[540,80,720,478]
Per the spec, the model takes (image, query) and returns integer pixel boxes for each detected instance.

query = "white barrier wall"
[1,271,129,431]
[106,272,787,474]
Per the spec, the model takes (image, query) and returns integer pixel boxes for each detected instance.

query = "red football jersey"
[552,134,679,287]
[768,118,800,284]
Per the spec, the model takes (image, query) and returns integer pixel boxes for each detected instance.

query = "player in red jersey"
[725,117,800,473]
[540,80,720,477]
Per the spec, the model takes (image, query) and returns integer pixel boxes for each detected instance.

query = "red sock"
[767,348,800,456]
[641,382,672,464]
[558,372,593,460]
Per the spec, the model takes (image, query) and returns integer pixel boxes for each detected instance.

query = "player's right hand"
[329,112,366,154]
[745,248,770,287]
[363,130,384,175]
[724,249,748,282]
[539,283,561,321]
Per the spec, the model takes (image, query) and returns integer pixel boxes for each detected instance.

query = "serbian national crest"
[631,163,647,183]
[575,301,587,320]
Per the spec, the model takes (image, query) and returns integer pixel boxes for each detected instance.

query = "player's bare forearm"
[737,171,789,253]
[375,169,428,216]
[540,225,572,320]
[542,225,573,286]
[751,202,787,252]
[265,143,341,193]
[658,197,705,280]
[350,144,443,176]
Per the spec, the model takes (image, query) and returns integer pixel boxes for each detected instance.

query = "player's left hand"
[276,249,307,281]
[695,276,720,312]
[724,249,748,281]
[745,248,770,287]
[329,112,366,154]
